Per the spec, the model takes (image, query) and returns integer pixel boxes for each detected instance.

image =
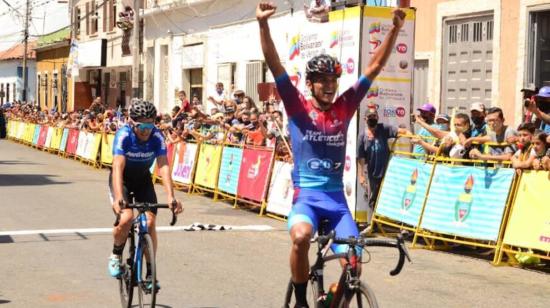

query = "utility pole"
[22,0,30,103]
[131,0,140,98]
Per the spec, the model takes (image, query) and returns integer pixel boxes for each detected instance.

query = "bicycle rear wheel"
[137,233,156,308]
[119,239,134,308]
[336,282,378,308]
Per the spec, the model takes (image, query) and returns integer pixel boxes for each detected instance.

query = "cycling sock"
[112,244,125,256]
[146,262,152,278]
[293,281,308,306]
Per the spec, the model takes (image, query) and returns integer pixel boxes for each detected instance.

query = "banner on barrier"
[59,128,69,152]
[172,143,198,185]
[420,165,514,241]
[375,156,432,227]
[266,161,294,217]
[237,147,273,202]
[217,146,243,195]
[194,144,223,189]
[37,126,48,147]
[76,131,87,157]
[86,133,102,161]
[26,123,35,143]
[45,127,54,149]
[66,129,79,155]
[50,128,63,150]
[101,134,115,165]
[152,143,175,179]
[503,171,550,252]
[33,125,40,145]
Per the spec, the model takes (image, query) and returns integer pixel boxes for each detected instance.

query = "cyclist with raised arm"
[256,2,405,307]
[108,99,183,290]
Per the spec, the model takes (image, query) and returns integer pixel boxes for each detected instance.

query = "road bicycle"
[114,201,177,308]
[284,221,411,308]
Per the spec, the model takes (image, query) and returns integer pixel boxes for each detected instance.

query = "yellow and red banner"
[237,147,274,202]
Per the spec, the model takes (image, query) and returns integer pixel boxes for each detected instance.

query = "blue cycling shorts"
[287,188,360,255]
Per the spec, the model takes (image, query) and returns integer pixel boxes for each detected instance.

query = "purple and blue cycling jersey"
[274,72,372,191]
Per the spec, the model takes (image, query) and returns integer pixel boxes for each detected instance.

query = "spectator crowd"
[0,83,292,162]
[2,84,550,173]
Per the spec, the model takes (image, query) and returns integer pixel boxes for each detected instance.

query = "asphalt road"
[1,139,549,308]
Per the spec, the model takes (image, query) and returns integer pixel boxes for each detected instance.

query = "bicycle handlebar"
[113,201,178,227]
[314,231,411,276]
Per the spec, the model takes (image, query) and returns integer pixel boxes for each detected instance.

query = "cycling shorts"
[108,169,158,215]
[287,188,360,255]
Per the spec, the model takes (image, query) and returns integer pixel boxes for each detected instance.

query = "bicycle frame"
[309,242,362,308]
[132,212,150,286]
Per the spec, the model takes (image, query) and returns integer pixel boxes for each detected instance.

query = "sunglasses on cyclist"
[134,122,155,131]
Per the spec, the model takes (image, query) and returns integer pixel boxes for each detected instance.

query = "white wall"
[0,60,36,103]
[143,0,298,112]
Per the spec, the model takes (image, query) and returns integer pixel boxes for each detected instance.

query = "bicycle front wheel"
[137,233,156,308]
[119,239,134,308]
[282,278,322,308]
[336,282,378,308]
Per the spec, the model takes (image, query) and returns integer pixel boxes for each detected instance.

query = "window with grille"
[486,20,493,40]
[473,22,482,42]
[449,25,457,44]
[461,23,469,42]
[527,10,550,87]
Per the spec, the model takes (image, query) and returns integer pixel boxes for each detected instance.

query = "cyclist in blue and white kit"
[108,100,183,289]
[257,2,405,307]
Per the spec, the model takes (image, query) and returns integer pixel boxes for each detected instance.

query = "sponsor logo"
[396,107,406,117]
[396,43,408,54]
[302,130,345,147]
[383,106,406,118]
[330,31,340,48]
[367,86,379,99]
[368,22,381,34]
[307,158,342,172]
[289,34,300,60]
[127,151,155,158]
[343,58,355,74]
[309,111,319,122]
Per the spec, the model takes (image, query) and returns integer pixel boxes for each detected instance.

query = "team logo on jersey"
[309,111,319,122]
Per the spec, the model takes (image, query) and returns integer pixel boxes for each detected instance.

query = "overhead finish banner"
[420,165,514,241]
[217,146,244,195]
[172,143,199,185]
[503,171,550,252]
[375,156,433,227]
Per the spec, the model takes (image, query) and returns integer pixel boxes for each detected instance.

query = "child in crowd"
[532,132,549,170]
[511,123,537,170]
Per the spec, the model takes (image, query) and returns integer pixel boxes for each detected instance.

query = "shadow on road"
[0,160,41,165]
[0,299,11,305]
[0,174,71,186]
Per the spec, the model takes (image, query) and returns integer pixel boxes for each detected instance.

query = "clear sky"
[0,0,70,52]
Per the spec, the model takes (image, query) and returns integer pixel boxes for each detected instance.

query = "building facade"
[411,0,550,126]
[142,0,294,113]
[0,42,37,105]
[35,27,74,113]
[71,0,137,110]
